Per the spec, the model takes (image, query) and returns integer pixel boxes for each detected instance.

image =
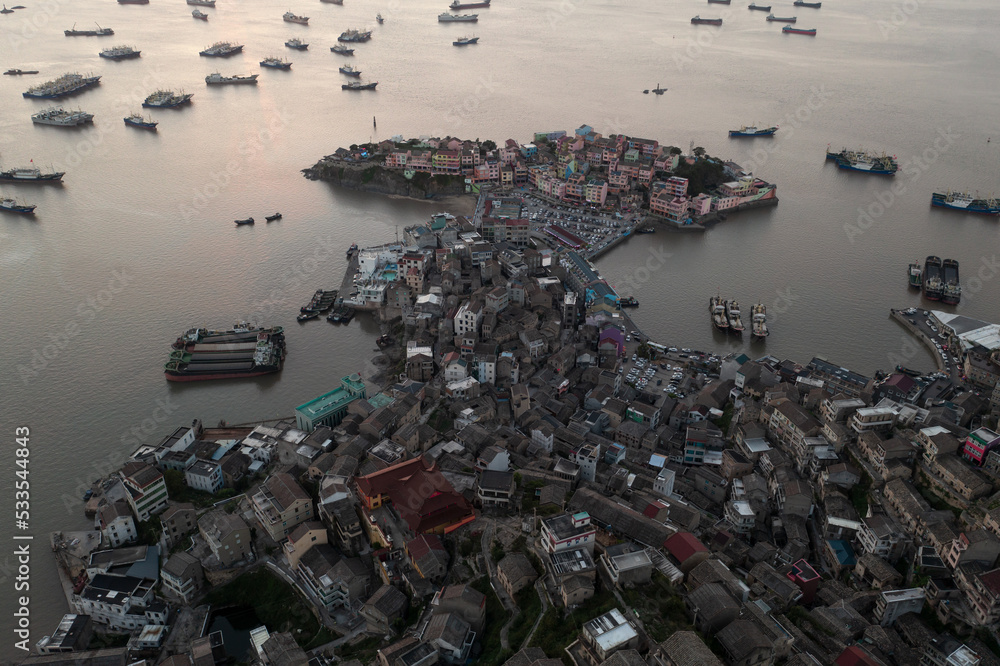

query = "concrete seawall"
[889,308,946,372]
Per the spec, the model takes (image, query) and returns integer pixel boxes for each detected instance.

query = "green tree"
[482,139,497,152]
[669,146,682,155]
[164,469,185,498]
[693,146,706,157]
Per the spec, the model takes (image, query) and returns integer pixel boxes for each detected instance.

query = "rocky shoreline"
[302,160,469,199]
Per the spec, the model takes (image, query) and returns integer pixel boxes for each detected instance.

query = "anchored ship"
[199,41,244,56]
[285,38,308,49]
[283,11,309,24]
[931,191,1000,215]
[619,296,639,308]
[205,72,259,84]
[342,80,377,90]
[0,165,64,182]
[187,0,215,5]
[192,9,208,19]
[0,198,37,214]
[439,12,478,21]
[453,36,479,45]
[766,14,796,22]
[942,259,961,305]
[338,29,372,42]
[450,0,489,8]
[908,261,922,289]
[117,0,149,5]
[331,44,355,54]
[339,65,361,77]
[923,256,943,301]
[143,90,194,107]
[22,73,101,99]
[65,23,114,36]
[376,13,384,23]
[751,303,768,339]
[260,57,292,69]
[726,300,745,334]
[782,25,817,35]
[4,69,39,75]
[99,45,140,59]
[793,0,821,6]
[826,147,898,174]
[691,16,723,24]
[165,327,286,381]
[710,295,729,332]
[748,3,771,10]
[31,107,94,126]
[123,112,157,129]
[729,125,778,137]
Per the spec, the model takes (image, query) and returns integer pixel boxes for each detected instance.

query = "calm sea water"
[1,0,999,653]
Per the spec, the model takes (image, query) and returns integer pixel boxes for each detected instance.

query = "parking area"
[898,307,962,378]
[517,193,644,253]
[619,337,721,396]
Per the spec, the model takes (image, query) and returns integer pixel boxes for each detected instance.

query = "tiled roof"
[664,532,708,564]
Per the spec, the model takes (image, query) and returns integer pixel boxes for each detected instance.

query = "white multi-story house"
[119,462,168,522]
[185,460,223,494]
[73,574,167,631]
[98,501,136,548]
[454,300,484,337]
[857,514,904,562]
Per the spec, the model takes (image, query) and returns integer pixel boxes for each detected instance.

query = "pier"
[889,308,947,373]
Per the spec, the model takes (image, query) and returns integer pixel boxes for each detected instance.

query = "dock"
[889,308,947,372]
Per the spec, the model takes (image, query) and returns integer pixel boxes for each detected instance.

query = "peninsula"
[304,124,778,230]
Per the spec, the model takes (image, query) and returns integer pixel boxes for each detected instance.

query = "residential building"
[407,534,450,581]
[921,636,981,666]
[119,462,168,522]
[198,510,252,568]
[874,588,925,627]
[476,470,515,509]
[497,553,538,597]
[578,609,640,664]
[283,521,328,571]
[160,552,204,604]
[857,514,905,562]
[716,619,774,666]
[964,428,1000,466]
[160,502,197,548]
[252,472,314,541]
[361,584,409,634]
[99,501,136,548]
[35,615,94,654]
[185,460,223,494]
[72,574,166,631]
[540,511,596,554]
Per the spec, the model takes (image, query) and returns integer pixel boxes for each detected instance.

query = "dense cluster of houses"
[324,125,777,223]
[26,200,1000,666]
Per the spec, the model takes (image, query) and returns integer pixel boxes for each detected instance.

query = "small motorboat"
[265,212,282,221]
[83,489,94,500]
[235,217,254,225]
[376,12,384,23]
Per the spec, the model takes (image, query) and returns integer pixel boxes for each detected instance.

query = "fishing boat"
[0,197,37,214]
[265,212,282,221]
[283,11,309,24]
[331,44,355,55]
[205,72,259,84]
[123,112,157,129]
[342,80,377,90]
[285,37,308,49]
[260,57,292,69]
[729,124,778,137]
[438,12,478,21]
[192,9,208,19]
[931,191,1000,215]
[235,217,254,225]
[453,36,478,45]
[99,45,141,60]
[339,65,361,77]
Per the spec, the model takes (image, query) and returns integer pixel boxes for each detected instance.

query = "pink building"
[585,179,608,206]
[386,150,410,168]
[432,150,461,173]
[690,193,712,216]
[663,176,689,197]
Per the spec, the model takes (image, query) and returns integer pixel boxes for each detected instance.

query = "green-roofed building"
[295,374,367,432]
[368,392,396,410]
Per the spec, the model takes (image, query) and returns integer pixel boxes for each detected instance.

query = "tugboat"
[0,197,37,214]
[751,302,768,339]
[234,217,254,225]
[923,255,943,301]
[726,300,745,334]
[123,112,157,129]
[620,296,639,307]
[931,191,1000,215]
[710,295,729,332]
[265,212,282,221]
[942,259,961,305]
[908,261,922,289]
[285,38,308,50]
[729,125,778,137]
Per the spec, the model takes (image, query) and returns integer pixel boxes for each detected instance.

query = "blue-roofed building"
[295,374,367,432]
[575,124,594,137]
[825,539,857,576]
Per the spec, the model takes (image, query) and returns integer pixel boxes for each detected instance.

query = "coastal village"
[25,126,1000,666]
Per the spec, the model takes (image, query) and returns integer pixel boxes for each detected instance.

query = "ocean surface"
[2,0,999,654]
